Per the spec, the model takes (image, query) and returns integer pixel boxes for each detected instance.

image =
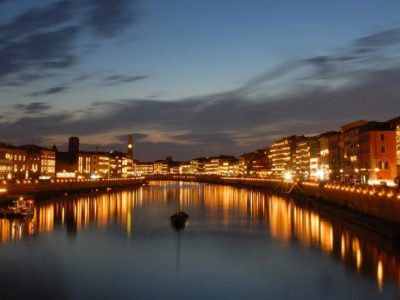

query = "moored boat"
[170,211,189,229]
[1,199,34,219]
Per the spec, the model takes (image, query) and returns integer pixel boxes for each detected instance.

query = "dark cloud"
[29,86,69,97]
[115,133,148,143]
[86,0,140,38]
[0,26,79,80]
[0,1,74,40]
[0,0,140,84]
[356,29,400,47]
[15,102,51,114]
[103,75,148,85]
[0,72,59,87]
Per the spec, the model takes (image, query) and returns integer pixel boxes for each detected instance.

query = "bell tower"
[127,135,133,160]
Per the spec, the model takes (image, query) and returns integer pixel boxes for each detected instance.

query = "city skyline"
[1,1,400,160]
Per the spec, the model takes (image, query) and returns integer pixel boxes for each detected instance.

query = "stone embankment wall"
[0,177,146,199]
[300,182,400,223]
[147,175,400,223]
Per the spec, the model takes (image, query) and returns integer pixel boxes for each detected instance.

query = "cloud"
[15,102,51,114]
[85,0,140,38]
[0,0,140,84]
[29,86,69,97]
[0,26,79,80]
[103,75,148,85]
[356,29,400,47]
[0,1,74,39]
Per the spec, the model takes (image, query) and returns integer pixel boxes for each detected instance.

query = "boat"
[1,199,34,219]
[170,211,189,229]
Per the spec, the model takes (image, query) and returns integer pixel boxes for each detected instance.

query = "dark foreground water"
[0,181,399,299]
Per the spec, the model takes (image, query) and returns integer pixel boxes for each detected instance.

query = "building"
[386,116,400,179]
[319,132,341,182]
[153,160,169,174]
[169,164,181,174]
[68,137,80,154]
[0,144,27,180]
[293,136,323,181]
[56,137,135,179]
[358,122,397,186]
[186,158,207,174]
[239,148,271,177]
[270,136,298,179]
[127,135,134,160]
[179,161,191,174]
[134,162,154,175]
[90,153,110,178]
[204,156,238,176]
[294,137,311,180]
[20,145,56,179]
[340,120,369,183]
[108,151,133,178]
[77,153,92,177]
[122,156,133,177]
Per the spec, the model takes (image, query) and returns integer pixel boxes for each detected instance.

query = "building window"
[380,161,389,170]
[380,134,385,141]
[381,146,385,153]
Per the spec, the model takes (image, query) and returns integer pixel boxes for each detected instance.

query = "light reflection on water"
[0,181,399,299]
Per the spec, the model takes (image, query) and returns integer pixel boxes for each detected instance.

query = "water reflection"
[0,181,399,293]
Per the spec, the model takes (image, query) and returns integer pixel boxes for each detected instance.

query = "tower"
[68,137,80,154]
[127,135,133,160]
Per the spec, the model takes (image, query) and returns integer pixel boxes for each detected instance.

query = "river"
[0,181,398,299]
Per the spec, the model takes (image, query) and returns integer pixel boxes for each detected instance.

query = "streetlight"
[374,168,380,181]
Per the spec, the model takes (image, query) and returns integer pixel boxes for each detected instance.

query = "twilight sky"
[1,0,400,161]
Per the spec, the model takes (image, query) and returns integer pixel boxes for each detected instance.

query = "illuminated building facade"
[90,154,110,178]
[109,151,133,178]
[0,144,27,180]
[358,122,397,186]
[294,138,311,180]
[294,137,322,181]
[270,136,298,179]
[239,148,271,177]
[20,145,56,179]
[78,153,92,177]
[386,116,400,180]
[179,159,206,174]
[153,161,169,174]
[179,162,191,174]
[340,120,368,183]
[204,156,238,176]
[398,123,400,175]
[319,132,341,182]
[205,158,218,175]
[169,165,180,174]
[189,158,206,174]
[134,162,154,175]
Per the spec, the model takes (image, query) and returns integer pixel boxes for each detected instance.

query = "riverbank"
[0,177,146,200]
[146,175,400,241]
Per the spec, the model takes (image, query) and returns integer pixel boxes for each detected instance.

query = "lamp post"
[375,168,380,181]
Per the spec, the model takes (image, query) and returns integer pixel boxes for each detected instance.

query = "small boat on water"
[0,199,34,219]
[170,211,189,229]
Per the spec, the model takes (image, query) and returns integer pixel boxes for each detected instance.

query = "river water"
[0,181,399,299]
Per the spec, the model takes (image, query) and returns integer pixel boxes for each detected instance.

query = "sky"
[0,0,400,161]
